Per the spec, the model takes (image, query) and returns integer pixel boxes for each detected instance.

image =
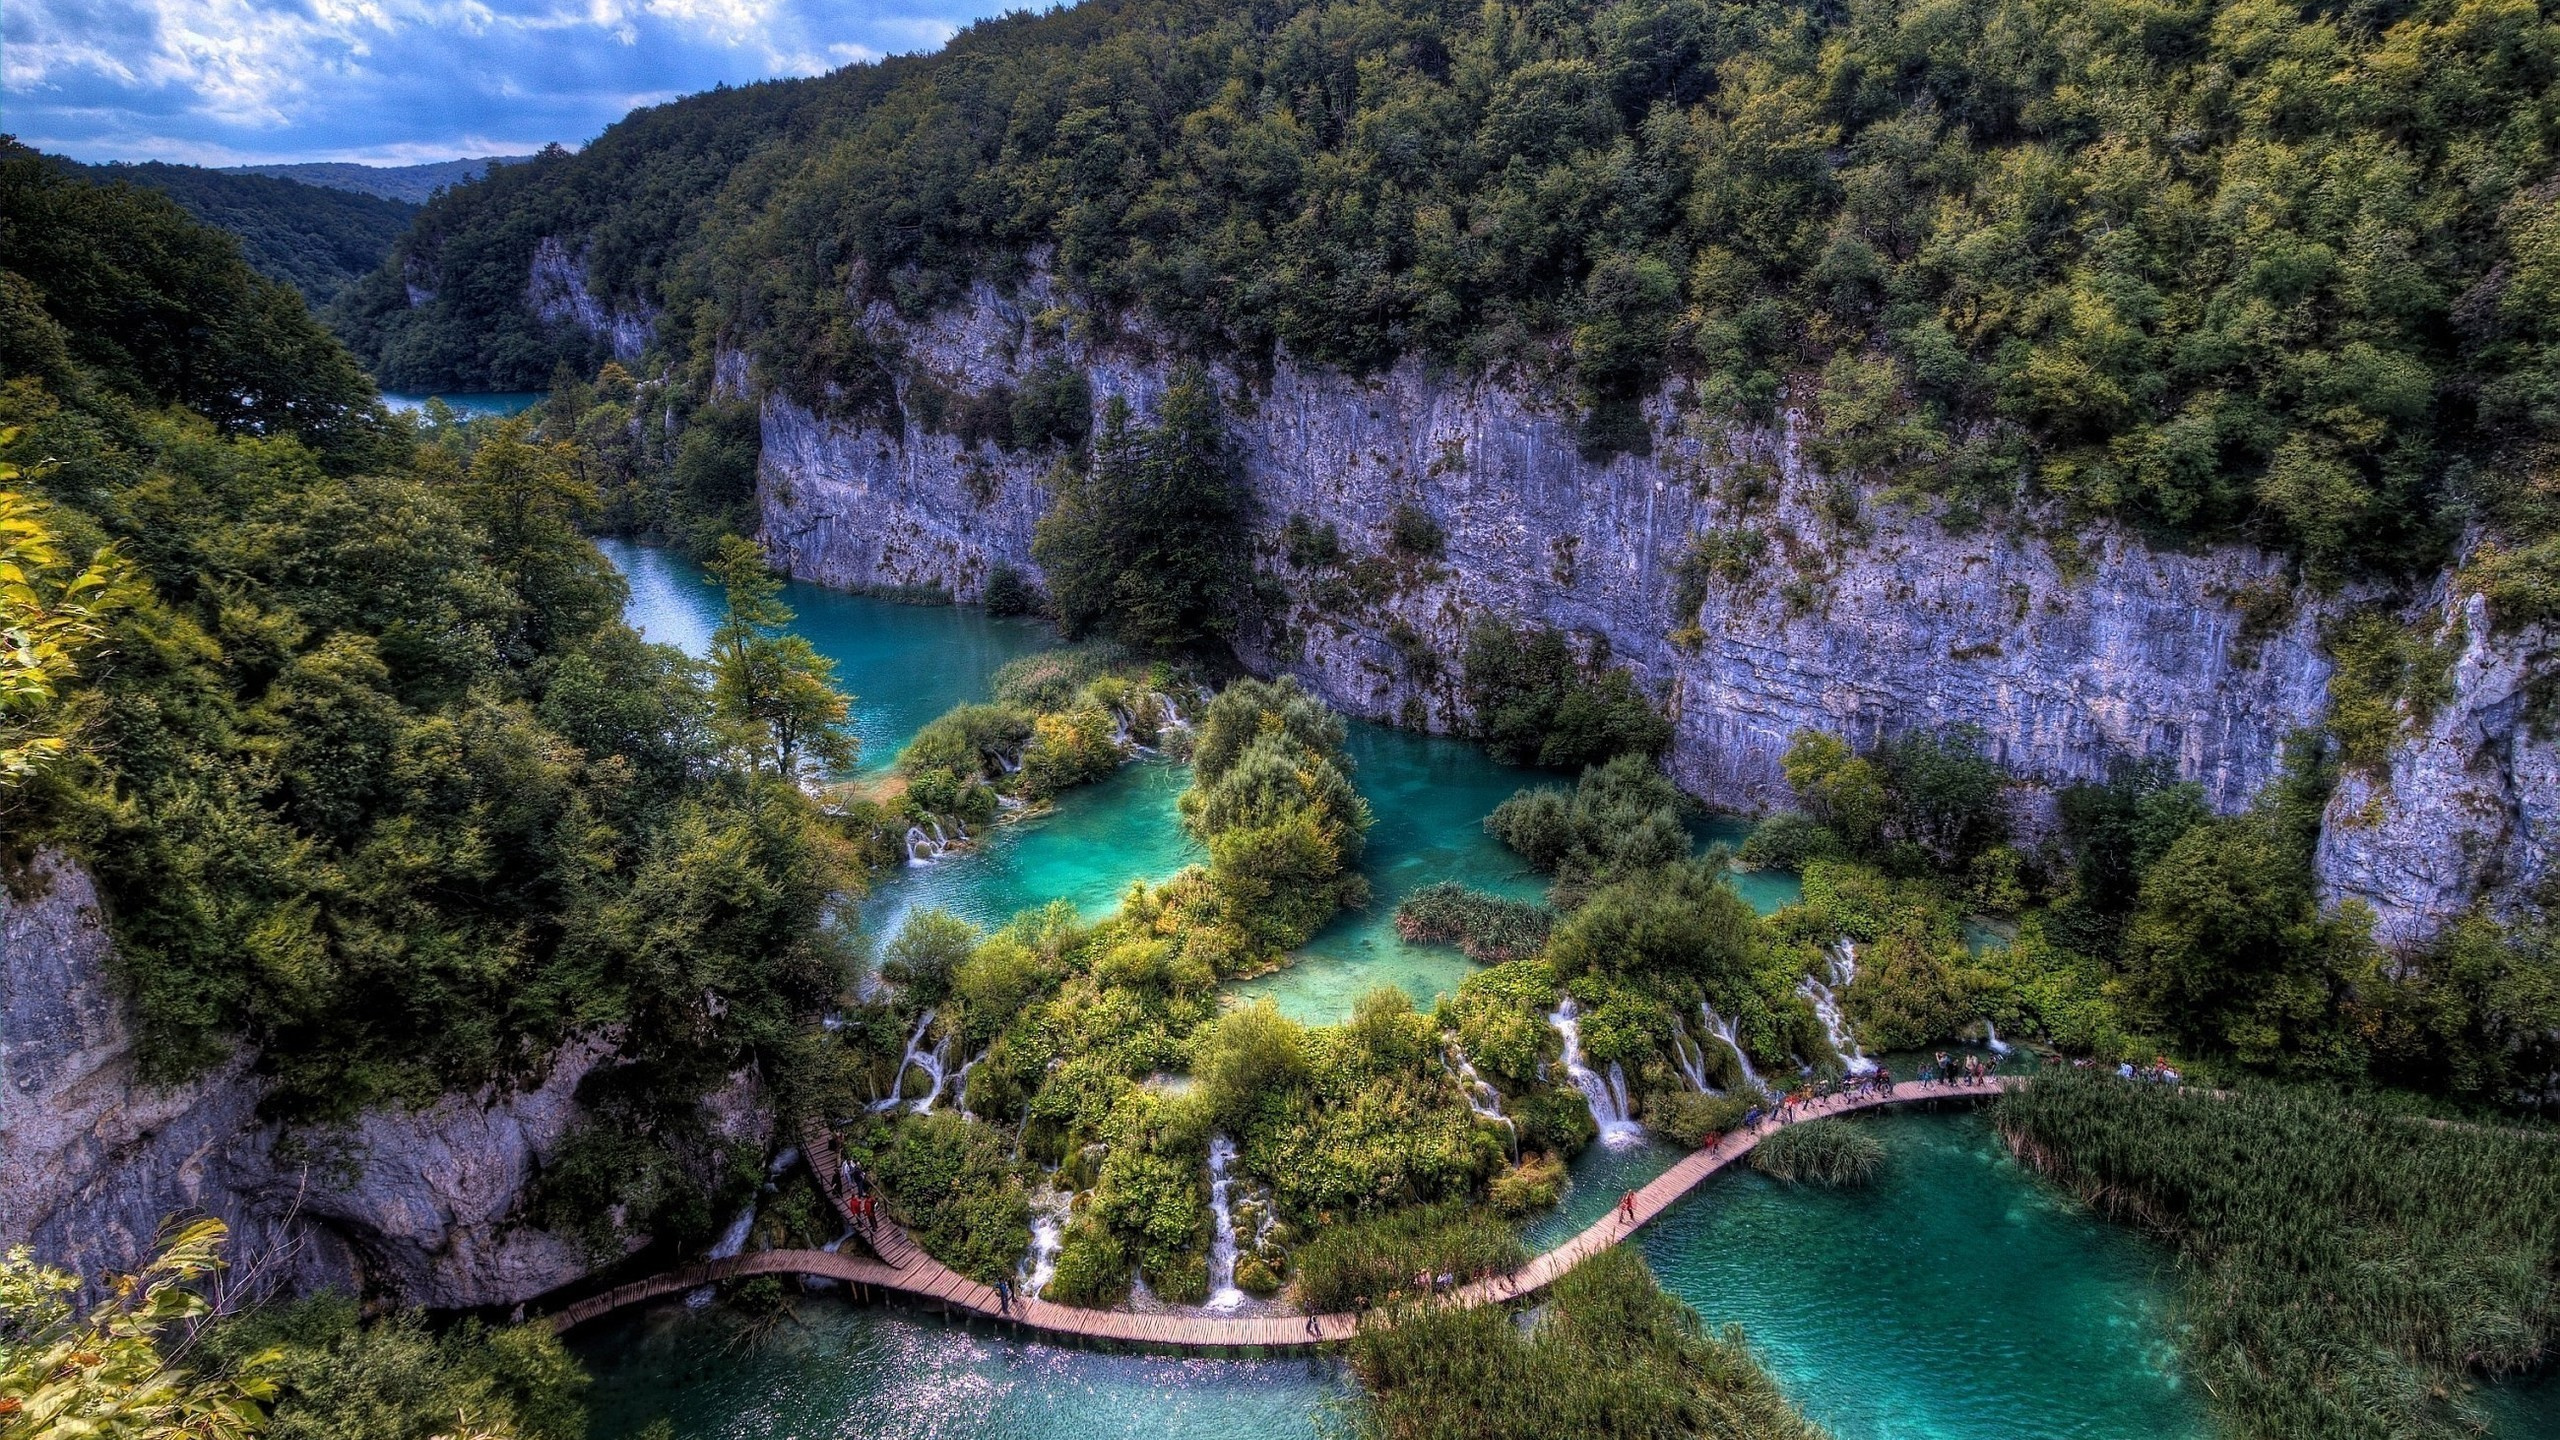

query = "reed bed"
[1749,1119,1885,1187]
[1290,1202,1527,1314]
[1393,883,1554,963]
[1995,1073,2560,1440]
[1343,1244,1829,1440]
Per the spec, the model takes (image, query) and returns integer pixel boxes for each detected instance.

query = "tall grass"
[1750,1119,1884,1187]
[1996,1073,2560,1440]
[1393,883,1554,963]
[1291,1202,1527,1313]
[1342,1245,1829,1440]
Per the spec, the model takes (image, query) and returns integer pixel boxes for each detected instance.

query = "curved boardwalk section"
[551,1078,2009,1350]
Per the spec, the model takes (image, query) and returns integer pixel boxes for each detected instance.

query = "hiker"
[1306,1312,1323,1337]
[995,1275,1014,1314]
[1619,1190,1637,1225]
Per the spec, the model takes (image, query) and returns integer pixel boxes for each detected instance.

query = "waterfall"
[1548,999,1644,1146]
[995,792,1027,812]
[685,1199,758,1307]
[1984,1020,2012,1056]
[1156,694,1190,731]
[991,748,1022,775]
[1448,1048,1520,1160]
[1108,708,1134,750]
[949,1048,987,1118]
[1669,1016,1713,1094]
[1699,1003,1763,1092]
[902,1029,959,1114]
[867,1010,942,1112]
[1019,1185,1072,1299]
[1204,1136,1246,1311]
[902,825,939,865]
[1797,941,1878,1076]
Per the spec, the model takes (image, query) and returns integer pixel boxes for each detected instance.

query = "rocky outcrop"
[751,280,2553,945]
[525,237,653,362]
[0,853,604,1306]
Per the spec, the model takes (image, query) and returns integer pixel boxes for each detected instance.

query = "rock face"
[0,853,603,1306]
[753,281,2554,945]
[525,237,652,363]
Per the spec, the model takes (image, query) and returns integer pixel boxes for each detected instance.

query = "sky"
[4,0,1005,165]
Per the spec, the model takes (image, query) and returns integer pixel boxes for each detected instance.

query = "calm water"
[600,537,1054,776]
[382,389,547,417]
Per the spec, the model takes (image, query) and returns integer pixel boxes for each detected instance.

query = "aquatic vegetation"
[1182,676,1374,959]
[1749,1119,1885,1188]
[1343,1245,1826,1440]
[1997,1073,2560,1440]
[1392,883,1554,964]
[1288,1200,1526,1314]
[1485,754,1690,905]
[1486,1154,1567,1217]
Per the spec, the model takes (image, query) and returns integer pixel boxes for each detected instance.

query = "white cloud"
[4,0,1003,163]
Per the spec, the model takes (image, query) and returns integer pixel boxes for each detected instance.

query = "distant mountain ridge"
[226,155,534,204]
[58,158,418,307]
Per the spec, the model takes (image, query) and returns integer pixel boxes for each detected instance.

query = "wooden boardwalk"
[551,1079,2009,1350]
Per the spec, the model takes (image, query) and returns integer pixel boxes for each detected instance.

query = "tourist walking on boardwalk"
[995,1275,1014,1314]
[1306,1311,1322,1337]
[1619,1190,1637,1226]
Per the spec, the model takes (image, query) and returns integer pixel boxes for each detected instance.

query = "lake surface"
[381,389,547,417]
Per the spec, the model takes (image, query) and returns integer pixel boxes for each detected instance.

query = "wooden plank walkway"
[553,1079,2009,1350]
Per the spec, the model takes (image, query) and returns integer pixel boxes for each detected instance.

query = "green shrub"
[875,1111,1033,1284]
[1646,1090,1753,1148]
[1393,883,1555,962]
[1486,754,1690,903]
[1289,1201,1526,1312]
[1461,621,1671,769]
[206,1293,588,1440]
[1750,1117,1885,1186]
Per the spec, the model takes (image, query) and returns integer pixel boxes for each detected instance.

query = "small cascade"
[1448,1047,1520,1160]
[902,818,968,865]
[1548,999,1645,1146]
[1669,1016,1713,1094]
[1204,1136,1246,1311]
[902,1029,959,1114]
[991,748,1022,775]
[1108,708,1134,750]
[1018,1185,1072,1299]
[995,792,1027,812]
[1699,1003,1763,1093]
[1983,1020,2013,1056]
[1156,694,1190,732]
[949,1048,988,1118]
[867,1010,941,1112]
[686,1199,758,1307]
[1798,941,1878,1076]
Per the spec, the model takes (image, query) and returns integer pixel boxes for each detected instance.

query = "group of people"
[1919,1051,2004,1086]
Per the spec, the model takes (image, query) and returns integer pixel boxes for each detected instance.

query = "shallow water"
[570,1301,1348,1440]
[600,537,1055,775]
[1642,1109,2206,1440]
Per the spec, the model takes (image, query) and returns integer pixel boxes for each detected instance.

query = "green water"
[598,537,1055,775]
[570,1303,1347,1439]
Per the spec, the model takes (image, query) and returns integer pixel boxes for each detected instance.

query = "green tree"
[0,479,125,796]
[1031,370,1246,653]
[703,535,855,780]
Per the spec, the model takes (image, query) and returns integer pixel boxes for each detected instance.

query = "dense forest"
[341,0,2560,583]
[230,157,528,205]
[0,141,861,1255]
[51,156,420,307]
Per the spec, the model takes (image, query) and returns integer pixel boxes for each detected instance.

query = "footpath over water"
[549,1078,2012,1350]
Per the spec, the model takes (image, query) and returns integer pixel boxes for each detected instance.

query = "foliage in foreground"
[1995,1073,2560,1440]
[1342,1245,1828,1440]
[1289,1201,1526,1314]
[1749,1119,1885,1188]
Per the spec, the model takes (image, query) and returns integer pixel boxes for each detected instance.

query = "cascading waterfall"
[1699,1003,1763,1093]
[902,825,939,865]
[1204,1136,1246,1311]
[1448,1047,1520,1159]
[991,748,1022,775]
[685,1199,759,1307]
[867,1010,943,1112]
[1548,999,1644,1146]
[949,1048,988,1118]
[1798,941,1878,1075]
[1156,693,1190,732]
[902,817,968,865]
[1669,1016,1713,1094]
[1018,1184,1073,1299]
[1983,1020,2013,1056]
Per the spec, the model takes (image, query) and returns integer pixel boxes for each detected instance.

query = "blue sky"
[4,0,1005,165]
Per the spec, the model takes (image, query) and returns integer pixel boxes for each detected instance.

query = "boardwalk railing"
[550,1078,2010,1350]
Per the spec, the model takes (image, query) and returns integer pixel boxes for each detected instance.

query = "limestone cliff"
[0,853,602,1307]
[752,280,2554,946]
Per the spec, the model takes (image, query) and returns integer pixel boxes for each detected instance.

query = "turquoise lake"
[588,538,2554,1440]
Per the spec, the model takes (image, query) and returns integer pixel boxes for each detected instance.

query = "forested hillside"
[345,0,2559,581]
[50,156,420,307]
[0,143,857,1241]
[230,156,529,204]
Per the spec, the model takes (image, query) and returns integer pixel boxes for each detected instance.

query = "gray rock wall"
[753,281,2554,945]
[0,853,604,1307]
